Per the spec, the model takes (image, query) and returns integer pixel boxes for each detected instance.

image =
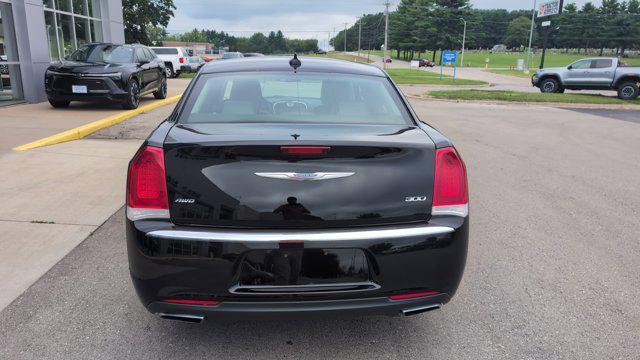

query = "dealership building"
[0,0,125,104]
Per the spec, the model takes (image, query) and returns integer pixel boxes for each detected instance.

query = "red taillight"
[127,146,168,210]
[389,291,440,300]
[164,299,220,306]
[179,57,184,63]
[432,147,468,216]
[280,146,331,155]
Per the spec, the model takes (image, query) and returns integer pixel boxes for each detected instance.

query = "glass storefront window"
[0,2,23,102]
[45,0,103,61]
[90,20,103,44]
[56,13,74,57]
[88,0,101,18]
[54,0,72,13]
[73,0,88,16]
[75,18,90,48]
[44,11,61,61]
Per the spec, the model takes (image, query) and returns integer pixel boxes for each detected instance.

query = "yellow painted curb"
[13,94,182,151]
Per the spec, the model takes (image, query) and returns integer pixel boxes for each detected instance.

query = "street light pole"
[526,0,537,71]
[383,1,390,69]
[460,17,467,67]
[344,22,348,53]
[358,17,362,59]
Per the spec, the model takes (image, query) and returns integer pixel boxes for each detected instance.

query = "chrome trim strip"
[126,206,170,221]
[229,281,380,295]
[146,225,454,243]
[254,172,355,181]
[401,303,442,316]
[157,313,205,322]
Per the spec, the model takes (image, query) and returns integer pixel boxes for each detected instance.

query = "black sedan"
[45,43,167,109]
[126,56,468,323]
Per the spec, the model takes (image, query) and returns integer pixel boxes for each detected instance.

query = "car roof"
[200,56,386,77]
[575,57,617,61]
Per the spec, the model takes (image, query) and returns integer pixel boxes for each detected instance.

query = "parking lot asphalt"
[1,99,639,359]
[0,78,189,155]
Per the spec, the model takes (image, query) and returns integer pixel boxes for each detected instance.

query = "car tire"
[153,76,168,99]
[122,79,141,110]
[539,78,560,93]
[165,66,174,78]
[557,88,565,94]
[48,99,70,108]
[617,82,640,100]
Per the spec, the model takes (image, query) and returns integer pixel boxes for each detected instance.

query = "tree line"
[162,29,319,54]
[332,0,640,60]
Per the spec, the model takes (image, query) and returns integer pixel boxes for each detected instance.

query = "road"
[1,99,640,359]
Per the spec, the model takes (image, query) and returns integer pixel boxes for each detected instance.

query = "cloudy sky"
[167,0,603,49]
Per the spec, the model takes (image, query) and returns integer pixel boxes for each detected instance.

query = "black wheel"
[617,82,639,100]
[164,66,174,78]
[48,99,70,108]
[539,78,560,93]
[153,76,168,99]
[122,79,140,110]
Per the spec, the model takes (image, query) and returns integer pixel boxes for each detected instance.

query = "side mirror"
[567,65,572,70]
[138,59,150,66]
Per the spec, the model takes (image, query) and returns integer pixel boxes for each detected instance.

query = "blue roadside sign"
[442,51,457,63]
[440,51,458,80]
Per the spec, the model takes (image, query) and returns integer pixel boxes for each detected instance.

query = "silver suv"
[532,57,640,100]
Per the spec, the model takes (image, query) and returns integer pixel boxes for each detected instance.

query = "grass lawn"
[385,68,488,85]
[428,90,639,105]
[306,52,373,63]
[178,72,196,78]
[372,50,640,69]
[486,69,533,78]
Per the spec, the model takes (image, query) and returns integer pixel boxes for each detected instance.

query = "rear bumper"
[126,216,468,319]
[148,292,450,320]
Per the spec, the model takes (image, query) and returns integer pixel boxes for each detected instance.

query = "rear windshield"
[179,72,412,125]
[151,48,178,55]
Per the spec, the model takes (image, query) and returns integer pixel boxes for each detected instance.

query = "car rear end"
[150,47,190,76]
[125,59,468,322]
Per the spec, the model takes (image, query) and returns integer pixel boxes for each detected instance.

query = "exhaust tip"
[158,313,205,323]
[401,303,442,316]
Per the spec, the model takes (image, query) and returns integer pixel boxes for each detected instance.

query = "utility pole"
[460,17,467,67]
[332,27,336,51]
[383,1,390,69]
[327,31,331,52]
[525,0,537,71]
[358,17,362,59]
[344,22,348,53]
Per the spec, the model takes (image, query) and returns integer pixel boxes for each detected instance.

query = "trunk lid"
[163,123,435,229]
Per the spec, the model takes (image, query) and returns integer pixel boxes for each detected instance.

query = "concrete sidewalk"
[0,104,173,311]
[0,78,189,155]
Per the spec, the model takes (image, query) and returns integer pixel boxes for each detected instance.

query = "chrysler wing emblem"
[254,172,355,181]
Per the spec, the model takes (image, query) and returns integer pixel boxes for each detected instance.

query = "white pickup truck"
[532,57,640,100]
[149,47,192,78]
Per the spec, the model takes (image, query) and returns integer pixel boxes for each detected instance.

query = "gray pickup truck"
[532,57,640,100]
